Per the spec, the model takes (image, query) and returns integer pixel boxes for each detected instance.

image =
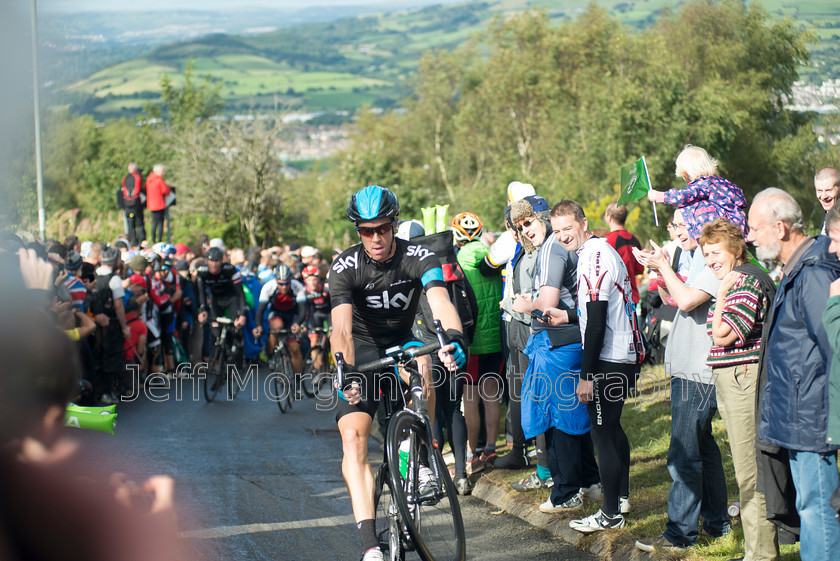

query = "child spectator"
[647,145,747,240]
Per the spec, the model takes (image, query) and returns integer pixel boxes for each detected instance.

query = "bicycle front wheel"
[204,346,225,402]
[386,411,465,561]
[374,464,406,561]
[272,358,290,413]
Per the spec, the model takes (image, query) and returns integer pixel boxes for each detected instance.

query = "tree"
[143,60,224,128]
[169,117,300,246]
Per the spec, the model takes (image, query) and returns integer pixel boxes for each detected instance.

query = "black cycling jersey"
[329,237,445,347]
[196,263,247,318]
[299,288,331,329]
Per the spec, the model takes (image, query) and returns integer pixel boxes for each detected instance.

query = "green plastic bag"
[172,335,188,364]
[64,403,117,435]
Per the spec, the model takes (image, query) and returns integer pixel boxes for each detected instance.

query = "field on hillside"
[63,0,840,118]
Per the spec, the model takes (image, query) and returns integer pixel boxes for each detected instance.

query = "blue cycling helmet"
[347,185,399,223]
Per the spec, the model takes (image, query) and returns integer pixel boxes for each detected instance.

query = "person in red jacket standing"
[146,164,171,244]
[604,202,644,304]
[122,163,145,246]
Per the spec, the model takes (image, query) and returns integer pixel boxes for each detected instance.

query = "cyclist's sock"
[358,519,378,552]
[536,464,551,481]
[419,443,430,467]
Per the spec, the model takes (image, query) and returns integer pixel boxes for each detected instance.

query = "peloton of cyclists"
[297,265,331,371]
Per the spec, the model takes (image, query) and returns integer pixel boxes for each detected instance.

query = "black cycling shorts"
[334,335,422,423]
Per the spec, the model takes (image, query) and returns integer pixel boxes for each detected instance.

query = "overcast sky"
[40,0,453,12]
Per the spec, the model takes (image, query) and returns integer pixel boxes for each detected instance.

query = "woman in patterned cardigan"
[699,218,779,561]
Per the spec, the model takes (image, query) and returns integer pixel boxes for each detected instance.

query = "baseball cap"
[128,274,147,289]
[301,245,317,258]
[174,243,189,255]
[507,181,536,204]
[209,237,225,249]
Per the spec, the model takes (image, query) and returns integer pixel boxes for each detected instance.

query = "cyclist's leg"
[267,313,284,356]
[336,340,387,557]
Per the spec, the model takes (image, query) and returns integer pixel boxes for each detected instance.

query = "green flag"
[618,156,651,206]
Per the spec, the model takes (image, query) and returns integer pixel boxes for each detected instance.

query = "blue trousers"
[663,376,729,546]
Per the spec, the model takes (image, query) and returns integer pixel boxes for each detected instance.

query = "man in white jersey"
[545,200,642,533]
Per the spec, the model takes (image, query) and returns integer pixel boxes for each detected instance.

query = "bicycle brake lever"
[334,352,345,390]
[432,319,449,351]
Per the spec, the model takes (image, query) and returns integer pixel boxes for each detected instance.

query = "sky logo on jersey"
[332,251,359,274]
[366,288,415,310]
[406,244,434,261]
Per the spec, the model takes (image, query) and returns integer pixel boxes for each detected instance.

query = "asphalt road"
[74,370,595,561]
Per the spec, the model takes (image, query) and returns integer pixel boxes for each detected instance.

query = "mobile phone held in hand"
[531,309,546,322]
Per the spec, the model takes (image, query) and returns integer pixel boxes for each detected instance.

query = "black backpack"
[88,272,116,319]
[410,231,478,344]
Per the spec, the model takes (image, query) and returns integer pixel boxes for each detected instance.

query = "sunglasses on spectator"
[356,222,394,238]
[516,218,536,232]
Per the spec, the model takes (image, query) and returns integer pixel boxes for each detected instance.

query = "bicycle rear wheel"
[204,345,225,402]
[374,464,406,561]
[386,411,465,561]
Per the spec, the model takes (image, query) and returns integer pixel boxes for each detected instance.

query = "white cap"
[507,181,535,203]
[396,219,425,241]
[209,237,225,249]
[301,245,317,258]
[80,240,93,258]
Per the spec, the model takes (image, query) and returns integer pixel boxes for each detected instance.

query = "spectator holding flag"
[647,145,748,239]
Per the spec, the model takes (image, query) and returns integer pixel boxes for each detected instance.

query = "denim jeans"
[788,450,840,561]
[663,376,729,546]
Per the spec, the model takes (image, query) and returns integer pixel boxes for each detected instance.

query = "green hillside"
[65,0,840,118]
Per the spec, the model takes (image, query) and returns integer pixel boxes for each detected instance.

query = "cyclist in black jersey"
[298,265,330,371]
[196,247,247,329]
[329,185,468,561]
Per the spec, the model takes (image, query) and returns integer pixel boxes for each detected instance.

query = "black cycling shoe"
[494,450,529,470]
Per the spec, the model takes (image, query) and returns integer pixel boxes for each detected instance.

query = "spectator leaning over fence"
[509,196,601,517]
[815,167,839,235]
[145,164,170,244]
[699,218,780,561]
[634,208,729,551]
[604,202,644,304]
[546,199,643,533]
[747,188,840,559]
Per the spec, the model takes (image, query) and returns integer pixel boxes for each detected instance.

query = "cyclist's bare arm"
[425,285,462,369]
[330,303,355,366]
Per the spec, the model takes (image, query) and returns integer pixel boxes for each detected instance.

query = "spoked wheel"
[204,346,225,402]
[313,368,334,401]
[300,350,321,398]
[374,464,406,561]
[282,356,295,410]
[386,411,465,561]
[272,357,290,413]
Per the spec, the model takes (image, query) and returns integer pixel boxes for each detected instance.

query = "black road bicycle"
[268,329,296,413]
[203,317,243,402]
[301,325,334,399]
[335,321,466,561]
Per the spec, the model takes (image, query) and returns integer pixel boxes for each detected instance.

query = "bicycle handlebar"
[334,320,450,390]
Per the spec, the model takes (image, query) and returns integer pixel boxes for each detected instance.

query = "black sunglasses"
[517,218,536,232]
[356,222,394,238]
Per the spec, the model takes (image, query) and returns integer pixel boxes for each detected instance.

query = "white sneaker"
[619,496,631,514]
[362,547,384,561]
[569,509,625,533]
[580,482,603,502]
[538,492,583,513]
[417,466,436,495]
